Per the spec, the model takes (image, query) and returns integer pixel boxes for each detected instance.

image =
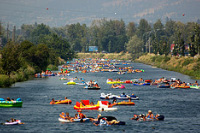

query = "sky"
[0,0,200,28]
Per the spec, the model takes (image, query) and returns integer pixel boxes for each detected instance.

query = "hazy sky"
[0,0,200,27]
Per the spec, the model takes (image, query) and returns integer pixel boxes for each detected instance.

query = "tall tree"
[126,22,137,39]
[1,42,21,77]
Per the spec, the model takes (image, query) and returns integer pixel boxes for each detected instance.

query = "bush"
[182,59,192,66]
[0,75,13,87]
[47,64,58,71]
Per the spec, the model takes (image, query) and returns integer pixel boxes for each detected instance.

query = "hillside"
[0,0,200,27]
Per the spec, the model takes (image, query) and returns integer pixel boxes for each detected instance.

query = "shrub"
[0,75,13,87]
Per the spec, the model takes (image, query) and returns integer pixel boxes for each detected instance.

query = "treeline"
[1,18,200,58]
[0,24,76,87]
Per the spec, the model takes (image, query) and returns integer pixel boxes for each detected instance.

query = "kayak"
[58,118,90,122]
[50,99,72,104]
[0,98,23,107]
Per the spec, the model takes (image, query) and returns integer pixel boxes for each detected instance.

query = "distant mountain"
[0,0,200,28]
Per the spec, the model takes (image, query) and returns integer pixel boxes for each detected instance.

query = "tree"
[137,19,151,52]
[194,23,200,55]
[1,42,21,77]
[125,35,143,56]
[33,44,50,71]
[137,19,151,39]
[126,22,137,39]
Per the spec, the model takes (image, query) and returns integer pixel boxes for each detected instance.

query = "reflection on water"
[0,63,200,132]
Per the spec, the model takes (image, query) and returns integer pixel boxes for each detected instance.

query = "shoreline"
[135,53,200,79]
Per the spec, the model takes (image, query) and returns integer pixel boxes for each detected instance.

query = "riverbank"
[0,65,35,88]
[77,52,132,60]
[135,53,200,79]
[0,63,59,88]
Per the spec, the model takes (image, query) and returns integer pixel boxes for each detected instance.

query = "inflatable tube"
[125,80,132,84]
[50,99,72,104]
[158,85,170,88]
[133,83,150,86]
[84,86,101,90]
[175,86,190,89]
[98,116,117,121]
[66,81,76,85]
[58,118,90,122]
[0,101,23,107]
[114,101,135,106]
[58,118,70,122]
[113,121,126,125]
[98,107,118,111]
[4,121,19,125]
[190,86,200,89]
[156,115,165,120]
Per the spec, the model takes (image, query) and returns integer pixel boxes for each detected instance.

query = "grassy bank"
[77,52,132,60]
[0,65,35,88]
[135,53,200,79]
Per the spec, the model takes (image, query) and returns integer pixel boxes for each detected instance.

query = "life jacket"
[78,113,85,119]
[147,114,154,119]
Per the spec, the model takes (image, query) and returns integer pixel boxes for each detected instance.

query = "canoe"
[50,99,72,104]
[0,99,23,107]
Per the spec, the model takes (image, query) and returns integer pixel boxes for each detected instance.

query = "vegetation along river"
[0,62,200,133]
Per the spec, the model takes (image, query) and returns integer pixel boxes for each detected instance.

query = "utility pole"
[149,35,151,54]
[12,25,16,44]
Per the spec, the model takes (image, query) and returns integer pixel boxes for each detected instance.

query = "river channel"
[0,62,200,133]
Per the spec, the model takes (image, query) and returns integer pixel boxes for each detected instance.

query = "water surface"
[0,63,200,133]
